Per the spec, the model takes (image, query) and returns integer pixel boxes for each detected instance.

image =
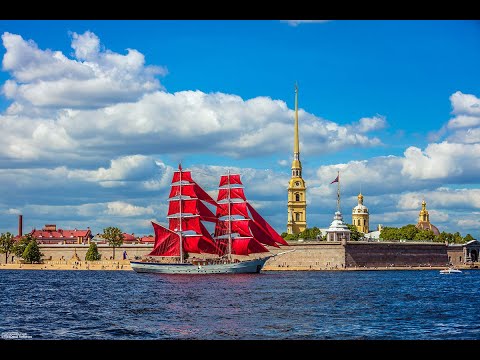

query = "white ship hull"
[130,257,271,274]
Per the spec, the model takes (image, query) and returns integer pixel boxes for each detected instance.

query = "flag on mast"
[330,174,339,184]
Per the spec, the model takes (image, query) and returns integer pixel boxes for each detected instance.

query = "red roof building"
[123,233,137,243]
[139,235,155,243]
[31,224,92,244]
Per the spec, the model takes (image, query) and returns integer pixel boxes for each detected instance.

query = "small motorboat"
[440,267,462,274]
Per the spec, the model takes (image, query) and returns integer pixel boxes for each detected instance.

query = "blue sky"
[0,20,479,238]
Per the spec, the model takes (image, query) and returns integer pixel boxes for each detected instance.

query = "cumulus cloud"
[1,31,166,110]
[282,20,331,27]
[351,115,387,133]
[105,201,154,217]
[430,92,480,144]
[401,142,480,180]
[0,92,385,163]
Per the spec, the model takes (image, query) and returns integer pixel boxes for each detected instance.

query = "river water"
[0,269,479,340]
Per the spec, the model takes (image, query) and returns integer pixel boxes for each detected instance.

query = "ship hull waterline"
[130,257,271,274]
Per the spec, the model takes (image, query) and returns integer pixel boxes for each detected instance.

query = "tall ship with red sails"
[130,165,289,274]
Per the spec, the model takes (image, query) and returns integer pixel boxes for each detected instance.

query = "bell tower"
[287,83,307,234]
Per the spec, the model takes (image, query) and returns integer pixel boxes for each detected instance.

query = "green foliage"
[13,233,36,258]
[282,227,325,241]
[22,239,43,263]
[464,234,475,243]
[102,227,124,260]
[298,226,323,240]
[85,242,101,261]
[400,224,419,240]
[380,224,420,241]
[0,232,15,264]
[346,224,363,241]
[414,229,436,241]
[452,232,464,244]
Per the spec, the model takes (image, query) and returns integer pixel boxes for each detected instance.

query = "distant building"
[447,239,480,266]
[122,233,137,243]
[32,224,92,244]
[287,84,307,235]
[416,199,440,235]
[326,211,351,242]
[92,232,138,244]
[352,193,369,234]
[139,235,155,243]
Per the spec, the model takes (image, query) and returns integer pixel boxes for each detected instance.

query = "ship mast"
[227,169,232,262]
[179,164,183,263]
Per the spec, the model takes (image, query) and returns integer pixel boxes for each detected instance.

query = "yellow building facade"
[352,193,369,234]
[287,85,307,234]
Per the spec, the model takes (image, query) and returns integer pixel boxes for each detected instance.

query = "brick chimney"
[18,214,23,237]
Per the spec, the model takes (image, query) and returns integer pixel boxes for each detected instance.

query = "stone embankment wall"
[0,244,154,264]
[0,241,449,269]
[344,242,448,268]
[264,242,345,270]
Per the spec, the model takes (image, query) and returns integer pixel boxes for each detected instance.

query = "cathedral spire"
[287,83,307,235]
[294,82,300,157]
[291,83,302,178]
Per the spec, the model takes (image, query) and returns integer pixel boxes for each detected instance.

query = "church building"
[287,84,307,235]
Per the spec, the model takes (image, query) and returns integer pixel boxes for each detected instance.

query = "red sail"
[230,219,279,248]
[216,202,249,218]
[217,237,269,255]
[219,174,243,187]
[169,217,215,240]
[148,222,180,256]
[169,216,203,233]
[172,170,194,184]
[247,203,288,246]
[168,199,217,222]
[217,188,246,201]
[192,182,217,206]
[169,184,197,199]
[183,235,221,254]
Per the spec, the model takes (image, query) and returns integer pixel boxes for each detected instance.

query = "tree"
[22,239,43,263]
[102,227,124,260]
[380,226,400,241]
[453,231,464,244]
[464,234,475,243]
[414,229,436,241]
[437,231,454,244]
[0,232,15,264]
[13,233,35,258]
[346,224,363,241]
[85,242,101,261]
[399,224,419,240]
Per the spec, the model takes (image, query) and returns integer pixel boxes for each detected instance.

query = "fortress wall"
[344,242,448,268]
[264,242,345,270]
[2,244,154,264]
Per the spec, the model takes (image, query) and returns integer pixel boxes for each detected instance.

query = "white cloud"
[401,142,480,180]
[0,91,384,163]
[351,115,387,133]
[282,20,331,27]
[105,201,154,217]
[433,92,480,144]
[450,91,480,117]
[1,31,166,110]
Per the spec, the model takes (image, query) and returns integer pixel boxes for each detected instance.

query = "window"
[295,193,300,201]
[364,219,366,226]
[295,213,301,221]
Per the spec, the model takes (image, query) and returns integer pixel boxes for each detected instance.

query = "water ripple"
[1,269,479,339]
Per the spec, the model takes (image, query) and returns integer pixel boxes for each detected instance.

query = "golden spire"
[294,82,299,156]
[358,192,364,205]
[291,83,302,177]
